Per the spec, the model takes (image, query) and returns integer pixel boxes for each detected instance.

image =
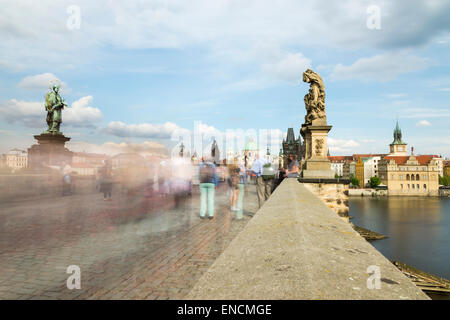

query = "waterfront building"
[355,157,364,187]
[328,156,352,178]
[445,161,450,177]
[330,159,344,177]
[378,122,440,196]
[1,148,28,172]
[435,157,444,177]
[352,155,382,186]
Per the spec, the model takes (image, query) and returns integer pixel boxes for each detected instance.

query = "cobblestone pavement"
[0,183,259,299]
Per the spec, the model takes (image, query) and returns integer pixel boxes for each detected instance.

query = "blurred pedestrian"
[228,162,240,212]
[252,154,274,208]
[170,156,194,207]
[99,160,113,201]
[198,157,218,219]
[61,161,72,196]
[285,154,299,178]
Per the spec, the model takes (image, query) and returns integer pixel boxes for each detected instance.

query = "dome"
[244,139,258,151]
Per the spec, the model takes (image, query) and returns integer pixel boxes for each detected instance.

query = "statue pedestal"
[28,133,73,169]
[300,120,334,179]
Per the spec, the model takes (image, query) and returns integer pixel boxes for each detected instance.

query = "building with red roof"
[378,122,441,196]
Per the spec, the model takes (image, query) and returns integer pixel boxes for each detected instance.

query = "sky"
[0,0,450,158]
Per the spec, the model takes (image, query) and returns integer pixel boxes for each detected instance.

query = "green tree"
[350,174,360,188]
[439,175,450,186]
[335,173,340,179]
[369,176,381,188]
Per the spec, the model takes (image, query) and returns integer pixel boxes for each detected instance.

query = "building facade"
[355,157,364,187]
[378,122,440,196]
[379,155,440,196]
[445,161,450,177]
[328,156,353,178]
[1,148,28,172]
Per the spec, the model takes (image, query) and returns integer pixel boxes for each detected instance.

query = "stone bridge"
[187,178,429,300]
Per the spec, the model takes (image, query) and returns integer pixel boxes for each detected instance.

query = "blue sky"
[0,0,449,157]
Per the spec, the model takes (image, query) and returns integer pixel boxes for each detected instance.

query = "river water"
[349,196,450,299]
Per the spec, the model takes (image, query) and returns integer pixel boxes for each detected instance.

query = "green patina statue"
[44,84,68,134]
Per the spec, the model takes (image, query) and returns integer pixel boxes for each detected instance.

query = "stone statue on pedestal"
[299,69,334,179]
[44,84,68,135]
[302,69,326,129]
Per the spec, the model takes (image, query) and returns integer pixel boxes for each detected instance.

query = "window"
[417,184,420,189]
[401,184,403,189]
[424,184,427,189]
[406,174,410,181]
[412,184,415,189]
[408,184,410,189]
[411,174,415,181]
[416,174,419,180]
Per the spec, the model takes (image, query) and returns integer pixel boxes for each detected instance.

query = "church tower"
[389,121,407,156]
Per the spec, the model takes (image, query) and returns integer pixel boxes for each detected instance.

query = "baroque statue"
[44,83,68,135]
[302,69,326,126]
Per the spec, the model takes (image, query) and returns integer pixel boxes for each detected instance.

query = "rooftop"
[384,155,439,166]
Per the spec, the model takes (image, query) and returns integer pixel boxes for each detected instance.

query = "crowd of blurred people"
[57,150,301,219]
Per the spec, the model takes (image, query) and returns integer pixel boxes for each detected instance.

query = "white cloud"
[328,138,360,148]
[18,73,67,90]
[1,0,449,74]
[67,140,168,156]
[416,120,432,127]
[64,96,102,126]
[262,52,311,84]
[327,138,360,154]
[331,53,430,81]
[0,96,102,128]
[103,121,181,139]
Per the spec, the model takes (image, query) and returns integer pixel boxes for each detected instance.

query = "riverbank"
[349,196,450,299]
[348,187,450,197]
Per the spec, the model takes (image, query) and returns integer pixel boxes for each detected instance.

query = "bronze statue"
[44,83,68,134]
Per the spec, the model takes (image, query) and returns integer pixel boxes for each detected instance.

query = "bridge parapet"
[186,178,429,300]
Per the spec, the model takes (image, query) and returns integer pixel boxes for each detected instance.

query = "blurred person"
[236,159,247,220]
[157,159,171,197]
[239,157,248,190]
[61,161,72,196]
[99,160,113,200]
[285,154,299,178]
[170,156,194,207]
[198,157,218,219]
[252,154,273,208]
[228,162,240,212]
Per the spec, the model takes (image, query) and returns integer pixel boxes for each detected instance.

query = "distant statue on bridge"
[302,69,326,126]
[44,83,68,135]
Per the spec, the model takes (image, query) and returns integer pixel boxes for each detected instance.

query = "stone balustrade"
[186,178,429,300]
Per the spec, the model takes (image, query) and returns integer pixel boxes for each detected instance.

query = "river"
[349,195,450,299]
